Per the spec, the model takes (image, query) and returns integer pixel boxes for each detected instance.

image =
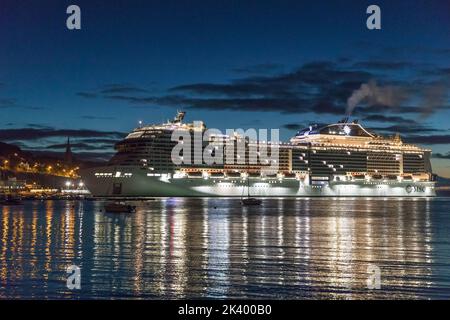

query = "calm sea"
[1,198,450,299]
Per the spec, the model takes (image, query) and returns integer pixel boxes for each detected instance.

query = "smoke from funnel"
[346,80,408,116]
[421,84,447,117]
[346,83,372,115]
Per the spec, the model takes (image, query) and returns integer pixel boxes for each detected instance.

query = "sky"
[1,0,450,176]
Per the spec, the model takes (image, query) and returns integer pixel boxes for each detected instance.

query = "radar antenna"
[173,110,186,123]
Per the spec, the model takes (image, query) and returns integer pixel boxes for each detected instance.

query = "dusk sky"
[1,0,450,176]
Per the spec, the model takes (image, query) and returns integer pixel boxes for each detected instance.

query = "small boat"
[248,172,261,178]
[187,171,203,178]
[0,195,23,206]
[104,202,136,213]
[241,197,262,206]
[210,172,225,178]
[226,172,241,178]
[241,173,262,206]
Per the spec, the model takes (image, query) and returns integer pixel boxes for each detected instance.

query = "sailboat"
[241,173,262,206]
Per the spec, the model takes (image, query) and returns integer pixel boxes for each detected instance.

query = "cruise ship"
[81,112,436,197]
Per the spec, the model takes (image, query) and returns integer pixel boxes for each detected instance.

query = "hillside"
[0,140,106,173]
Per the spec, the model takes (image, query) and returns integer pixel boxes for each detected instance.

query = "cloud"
[0,98,44,110]
[352,61,415,70]
[362,115,414,124]
[433,152,450,159]
[369,124,437,135]
[99,84,149,94]
[0,127,123,161]
[403,135,450,145]
[77,84,150,100]
[26,124,53,129]
[282,123,304,131]
[46,142,114,151]
[76,138,119,144]
[0,128,125,141]
[421,84,448,117]
[346,81,410,115]
[77,92,98,98]
[31,150,114,162]
[78,59,450,121]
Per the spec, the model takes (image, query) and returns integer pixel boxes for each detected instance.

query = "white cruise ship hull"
[81,166,436,198]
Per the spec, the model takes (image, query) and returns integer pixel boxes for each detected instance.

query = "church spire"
[65,137,73,164]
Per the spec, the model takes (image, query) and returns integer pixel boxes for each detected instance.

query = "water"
[1,198,450,299]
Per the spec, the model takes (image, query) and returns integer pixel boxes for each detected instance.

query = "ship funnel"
[173,111,186,123]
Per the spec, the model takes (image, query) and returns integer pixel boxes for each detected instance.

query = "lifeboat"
[210,172,225,178]
[248,172,261,178]
[187,171,203,178]
[226,172,241,178]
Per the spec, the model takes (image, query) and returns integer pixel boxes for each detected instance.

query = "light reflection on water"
[0,198,450,299]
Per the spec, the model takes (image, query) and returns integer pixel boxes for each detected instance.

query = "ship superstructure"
[81,112,436,197]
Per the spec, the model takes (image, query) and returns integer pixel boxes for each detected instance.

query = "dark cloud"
[26,124,53,129]
[403,135,450,145]
[0,98,44,110]
[0,127,122,161]
[46,142,114,151]
[233,63,284,75]
[369,124,437,135]
[77,92,98,98]
[362,115,415,124]
[77,84,149,99]
[77,138,119,144]
[79,59,450,120]
[282,123,304,131]
[0,128,125,141]
[433,152,450,159]
[352,61,415,70]
[31,150,114,162]
[100,84,148,94]
[0,98,18,108]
